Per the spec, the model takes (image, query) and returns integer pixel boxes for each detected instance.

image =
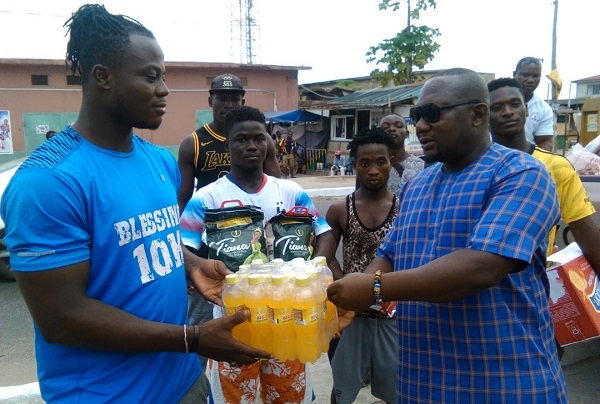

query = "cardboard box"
[547,243,600,346]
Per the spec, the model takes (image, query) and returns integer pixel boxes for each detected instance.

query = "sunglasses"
[409,101,480,124]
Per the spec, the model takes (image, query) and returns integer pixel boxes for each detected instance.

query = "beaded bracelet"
[190,325,199,353]
[374,270,384,305]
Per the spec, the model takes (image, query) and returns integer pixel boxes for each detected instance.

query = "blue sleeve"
[1,167,90,271]
[470,155,560,262]
[180,191,208,250]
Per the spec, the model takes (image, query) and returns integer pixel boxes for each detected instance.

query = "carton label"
[589,278,600,312]
[547,253,600,346]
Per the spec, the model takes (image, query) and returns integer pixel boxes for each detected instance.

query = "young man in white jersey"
[181,105,331,403]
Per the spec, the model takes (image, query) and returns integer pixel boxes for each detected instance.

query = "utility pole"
[551,0,558,102]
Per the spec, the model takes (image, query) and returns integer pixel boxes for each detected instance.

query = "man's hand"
[335,308,355,334]
[197,310,272,366]
[327,272,375,312]
[186,254,233,305]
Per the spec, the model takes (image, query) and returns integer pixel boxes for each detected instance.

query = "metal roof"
[311,83,423,109]
[573,74,600,83]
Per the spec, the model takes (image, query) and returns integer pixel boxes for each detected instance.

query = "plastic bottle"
[306,266,329,353]
[314,256,340,339]
[222,274,251,345]
[245,274,273,352]
[269,274,297,361]
[293,275,321,363]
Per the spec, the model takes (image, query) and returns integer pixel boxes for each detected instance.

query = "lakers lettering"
[202,151,230,171]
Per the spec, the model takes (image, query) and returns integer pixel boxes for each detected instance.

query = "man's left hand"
[188,259,232,305]
[327,272,376,312]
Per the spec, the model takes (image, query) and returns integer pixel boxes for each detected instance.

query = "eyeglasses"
[515,57,543,72]
[409,101,480,124]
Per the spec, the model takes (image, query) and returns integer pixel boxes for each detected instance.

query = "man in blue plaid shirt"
[327,68,568,403]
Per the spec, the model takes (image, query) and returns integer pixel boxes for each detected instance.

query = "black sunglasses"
[409,101,480,124]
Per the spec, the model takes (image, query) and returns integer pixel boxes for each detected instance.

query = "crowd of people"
[2,3,598,404]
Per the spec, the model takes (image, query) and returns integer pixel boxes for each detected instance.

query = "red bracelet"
[374,270,383,305]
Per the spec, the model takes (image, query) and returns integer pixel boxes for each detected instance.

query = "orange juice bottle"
[306,266,329,352]
[269,274,297,361]
[246,274,273,352]
[222,274,251,345]
[315,256,340,338]
[293,275,321,363]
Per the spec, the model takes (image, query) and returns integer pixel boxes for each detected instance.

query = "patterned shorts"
[207,358,314,404]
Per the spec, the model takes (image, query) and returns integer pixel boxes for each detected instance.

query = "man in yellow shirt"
[488,77,600,275]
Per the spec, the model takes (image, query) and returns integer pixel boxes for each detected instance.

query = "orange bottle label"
[294,307,319,326]
[270,307,294,324]
[225,304,246,316]
[249,306,269,323]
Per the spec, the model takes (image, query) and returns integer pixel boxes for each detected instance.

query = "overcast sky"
[2,0,597,99]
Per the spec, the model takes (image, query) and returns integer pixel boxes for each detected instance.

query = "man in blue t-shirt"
[0,5,269,403]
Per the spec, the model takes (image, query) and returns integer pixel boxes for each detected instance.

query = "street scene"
[2,176,600,402]
[2,0,600,403]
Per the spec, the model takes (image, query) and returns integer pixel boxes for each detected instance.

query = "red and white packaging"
[547,243,600,346]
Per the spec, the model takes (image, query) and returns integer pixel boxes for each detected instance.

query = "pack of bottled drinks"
[221,256,340,364]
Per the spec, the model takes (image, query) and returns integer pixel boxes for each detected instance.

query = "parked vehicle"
[0,158,24,281]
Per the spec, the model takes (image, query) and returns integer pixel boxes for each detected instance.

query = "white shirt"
[525,93,554,144]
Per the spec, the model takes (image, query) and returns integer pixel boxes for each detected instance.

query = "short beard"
[113,91,162,130]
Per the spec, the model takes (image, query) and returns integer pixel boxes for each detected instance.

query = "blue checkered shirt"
[378,143,567,403]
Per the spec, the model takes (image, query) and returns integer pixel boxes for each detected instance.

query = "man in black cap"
[177,73,282,372]
[178,73,281,212]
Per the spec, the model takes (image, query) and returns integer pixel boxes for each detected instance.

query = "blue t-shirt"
[1,127,200,402]
[378,143,567,402]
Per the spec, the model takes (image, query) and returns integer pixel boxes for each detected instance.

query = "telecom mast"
[229,0,259,64]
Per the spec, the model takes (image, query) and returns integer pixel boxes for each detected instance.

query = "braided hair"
[64,4,154,87]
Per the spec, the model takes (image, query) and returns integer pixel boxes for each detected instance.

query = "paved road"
[2,193,600,402]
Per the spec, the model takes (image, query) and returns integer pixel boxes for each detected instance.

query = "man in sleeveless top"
[177,74,281,213]
[319,127,401,404]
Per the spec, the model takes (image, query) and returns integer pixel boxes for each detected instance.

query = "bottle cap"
[295,274,309,287]
[271,274,285,285]
[248,273,263,285]
[225,273,239,285]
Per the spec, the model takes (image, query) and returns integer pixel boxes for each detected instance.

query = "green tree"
[367,0,440,85]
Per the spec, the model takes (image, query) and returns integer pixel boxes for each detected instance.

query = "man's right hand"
[196,310,272,366]
[336,307,356,334]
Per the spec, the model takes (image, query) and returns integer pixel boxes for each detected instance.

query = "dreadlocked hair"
[64,4,154,86]
[347,127,396,159]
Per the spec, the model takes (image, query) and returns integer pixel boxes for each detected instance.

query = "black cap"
[209,74,245,95]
